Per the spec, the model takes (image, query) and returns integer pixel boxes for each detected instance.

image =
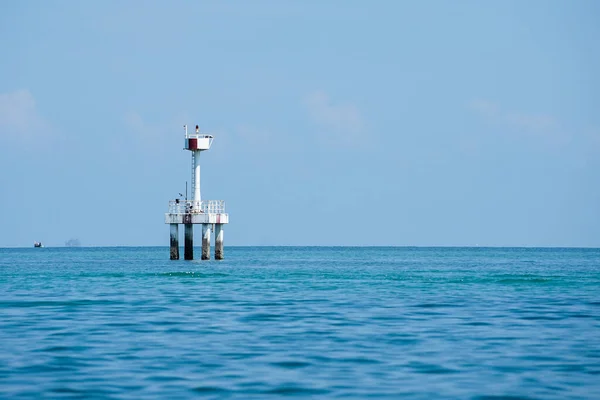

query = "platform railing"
[167,199,225,214]
[185,133,213,139]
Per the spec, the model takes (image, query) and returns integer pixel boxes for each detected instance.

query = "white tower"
[185,124,212,210]
[165,125,229,260]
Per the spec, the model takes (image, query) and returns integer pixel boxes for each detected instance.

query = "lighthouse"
[165,125,229,260]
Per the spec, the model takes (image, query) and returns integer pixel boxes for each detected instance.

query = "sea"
[0,246,599,399]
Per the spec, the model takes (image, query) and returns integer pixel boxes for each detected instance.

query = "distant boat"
[34,241,44,248]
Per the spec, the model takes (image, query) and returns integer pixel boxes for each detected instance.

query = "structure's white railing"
[167,199,225,214]
[185,133,214,140]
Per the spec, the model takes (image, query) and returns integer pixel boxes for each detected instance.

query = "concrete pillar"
[215,224,224,260]
[184,224,193,260]
[202,223,211,260]
[170,224,179,260]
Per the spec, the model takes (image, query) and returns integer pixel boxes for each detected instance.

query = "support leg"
[170,224,179,260]
[184,224,193,260]
[202,223,211,260]
[215,224,224,260]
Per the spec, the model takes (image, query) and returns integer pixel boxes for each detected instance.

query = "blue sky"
[1,1,599,247]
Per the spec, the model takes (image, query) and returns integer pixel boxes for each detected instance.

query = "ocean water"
[0,246,599,399]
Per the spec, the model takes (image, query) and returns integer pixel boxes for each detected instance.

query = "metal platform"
[165,200,229,224]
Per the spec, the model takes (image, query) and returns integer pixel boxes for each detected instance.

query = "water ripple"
[0,246,599,399]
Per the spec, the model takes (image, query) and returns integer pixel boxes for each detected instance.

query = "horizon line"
[2,245,600,250]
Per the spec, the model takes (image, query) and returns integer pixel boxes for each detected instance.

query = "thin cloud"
[304,90,364,145]
[124,111,144,132]
[121,111,172,156]
[584,128,600,151]
[505,112,558,133]
[236,124,271,146]
[124,111,198,140]
[467,99,600,157]
[469,99,561,140]
[121,111,211,160]
[0,89,47,138]
[469,99,500,119]
[124,111,165,138]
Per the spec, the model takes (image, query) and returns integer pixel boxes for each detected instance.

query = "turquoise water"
[1,246,599,399]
